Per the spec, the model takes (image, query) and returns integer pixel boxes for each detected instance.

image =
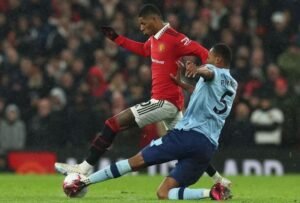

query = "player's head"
[138,4,163,36]
[206,43,232,68]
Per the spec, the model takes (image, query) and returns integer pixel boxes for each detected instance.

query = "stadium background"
[0,0,299,175]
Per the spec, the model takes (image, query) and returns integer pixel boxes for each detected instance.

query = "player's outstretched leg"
[206,164,232,188]
[55,109,137,175]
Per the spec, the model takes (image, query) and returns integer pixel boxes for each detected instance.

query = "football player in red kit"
[55,4,231,187]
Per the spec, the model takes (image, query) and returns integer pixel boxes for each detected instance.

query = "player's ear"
[216,56,222,64]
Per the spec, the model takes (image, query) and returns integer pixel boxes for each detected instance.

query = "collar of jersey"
[154,23,170,39]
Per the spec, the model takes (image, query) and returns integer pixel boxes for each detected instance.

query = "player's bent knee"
[105,117,120,132]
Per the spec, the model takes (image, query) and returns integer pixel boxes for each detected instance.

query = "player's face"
[206,49,217,64]
[207,48,222,66]
[138,16,156,36]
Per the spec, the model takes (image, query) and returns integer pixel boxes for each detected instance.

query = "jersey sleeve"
[176,34,208,63]
[114,35,151,57]
[205,64,218,81]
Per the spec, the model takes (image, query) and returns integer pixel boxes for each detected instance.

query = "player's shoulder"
[164,27,180,37]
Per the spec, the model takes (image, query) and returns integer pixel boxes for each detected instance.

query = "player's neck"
[216,62,229,69]
[154,22,165,34]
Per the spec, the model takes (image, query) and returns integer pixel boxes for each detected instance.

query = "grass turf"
[0,174,299,203]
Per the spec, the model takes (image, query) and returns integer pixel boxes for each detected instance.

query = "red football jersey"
[114,24,208,110]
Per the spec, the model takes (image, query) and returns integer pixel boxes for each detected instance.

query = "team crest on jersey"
[158,43,165,52]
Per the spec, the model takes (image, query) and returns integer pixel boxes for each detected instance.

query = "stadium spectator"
[27,97,62,149]
[221,102,254,148]
[0,104,26,153]
[86,66,108,98]
[277,34,300,92]
[66,92,97,148]
[250,91,284,146]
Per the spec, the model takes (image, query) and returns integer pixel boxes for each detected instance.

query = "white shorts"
[130,99,183,130]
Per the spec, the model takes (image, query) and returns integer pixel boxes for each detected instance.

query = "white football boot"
[216,176,232,188]
[55,162,93,176]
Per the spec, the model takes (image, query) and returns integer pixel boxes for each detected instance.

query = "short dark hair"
[212,43,232,66]
[138,4,162,18]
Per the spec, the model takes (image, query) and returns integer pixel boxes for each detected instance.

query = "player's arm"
[185,61,214,81]
[170,61,195,93]
[101,26,150,57]
[176,35,209,63]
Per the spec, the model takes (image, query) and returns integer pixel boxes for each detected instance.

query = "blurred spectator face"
[9,0,21,9]
[271,12,287,32]
[237,45,250,59]
[275,79,288,97]
[38,99,51,117]
[251,48,264,67]
[199,8,211,25]
[32,15,42,27]
[83,21,96,38]
[191,20,208,38]
[221,29,234,46]
[130,84,144,99]
[6,108,17,122]
[260,98,271,109]
[93,7,104,21]
[78,82,90,94]
[167,13,179,30]
[111,91,126,114]
[94,49,105,62]
[110,73,125,89]
[5,47,19,65]
[61,49,74,64]
[18,16,29,32]
[251,36,263,49]
[183,0,197,16]
[60,72,74,89]
[50,88,66,111]
[211,0,224,12]
[112,12,126,34]
[249,96,260,109]
[71,58,84,75]
[0,13,6,26]
[68,36,80,52]
[229,15,243,32]
[5,104,19,123]
[266,64,280,81]
[235,102,250,121]
[126,55,139,71]
[20,57,33,76]
[104,39,118,57]
[139,65,151,83]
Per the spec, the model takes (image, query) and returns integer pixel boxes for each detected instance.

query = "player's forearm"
[196,67,214,81]
[178,81,195,93]
[114,36,149,57]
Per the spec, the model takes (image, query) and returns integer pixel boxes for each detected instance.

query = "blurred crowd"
[0,0,300,154]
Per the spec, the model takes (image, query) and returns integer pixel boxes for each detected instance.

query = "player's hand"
[101,26,119,41]
[185,61,198,78]
[170,60,184,85]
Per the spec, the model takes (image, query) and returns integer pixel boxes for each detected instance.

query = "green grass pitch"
[0,174,300,203]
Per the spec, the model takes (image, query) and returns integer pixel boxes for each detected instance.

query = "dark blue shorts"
[141,129,216,187]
